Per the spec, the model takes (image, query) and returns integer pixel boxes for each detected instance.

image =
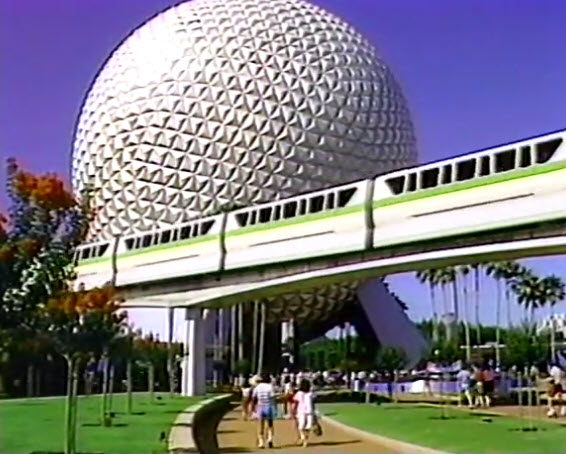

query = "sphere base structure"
[181,308,207,396]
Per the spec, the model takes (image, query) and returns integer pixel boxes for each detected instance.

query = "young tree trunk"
[474,267,481,345]
[148,363,155,401]
[64,355,75,454]
[26,362,34,397]
[452,278,460,323]
[230,306,237,376]
[35,367,41,396]
[218,308,225,384]
[126,359,133,414]
[495,280,502,368]
[238,303,244,365]
[430,284,439,342]
[167,307,175,396]
[257,303,266,375]
[108,364,115,413]
[100,354,109,425]
[252,302,258,373]
[463,276,471,362]
[506,287,512,328]
[70,362,79,453]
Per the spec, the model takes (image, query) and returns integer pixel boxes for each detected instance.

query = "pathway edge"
[168,393,232,453]
[320,413,452,454]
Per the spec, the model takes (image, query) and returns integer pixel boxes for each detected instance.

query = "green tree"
[511,268,546,335]
[541,275,565,360]
[135,333,167,401]
[459,265,472,361]
[502,328,547,369]
[470,263,483,345]
[375,346,407,373]
[486,262,507,366]
[0,160,89,393]
[43,287,126,454]
[416,269,440,341]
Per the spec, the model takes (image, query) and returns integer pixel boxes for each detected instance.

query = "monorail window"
[494,149,515,173]
[456,159,476,181]
[519,146,531,168]
[135,237,141,249]
[99,244,109,257]
[386,176,405,195]
[283,201,297,218]
[191,225,199,237]
[479,156,490,176]
[326,192,335,209]
[338,187,356,206]
[407,173,417,192]
[125,238,135,250]
[259,207,272,223]
[299,199,307,215]
[536,138,562,164]
[142,234,152,248]
[161,230,171,244]
[273,205,281,221]
[180,226,191,240]
[81,248,90,260]
[171,229,179,241]
[421,168,439,189]
[201,220,214,235]
[441,165,452,184]
[309,195,324,213]
[235,212,249,227]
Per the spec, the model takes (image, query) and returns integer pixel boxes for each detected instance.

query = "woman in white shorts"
[293,379,315,447]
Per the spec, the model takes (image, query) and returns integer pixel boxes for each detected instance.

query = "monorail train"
[75,128,566,289]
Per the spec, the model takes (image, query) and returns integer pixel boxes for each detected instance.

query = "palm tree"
[416,269,440,342]
[470,263,482,345]
[510,269,546,336]
[499,261,522,327]
[485,262,507,367]
[257,302,266,375]
[252,301,259,372]
[437,268,452,316]
[459,265,472,361]
[542,275,565,360]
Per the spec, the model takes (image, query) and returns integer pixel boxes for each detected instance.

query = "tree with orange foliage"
[0,159,89,393]
[43,286,127,454]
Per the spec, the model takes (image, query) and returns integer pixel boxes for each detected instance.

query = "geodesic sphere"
[72,0,417,239]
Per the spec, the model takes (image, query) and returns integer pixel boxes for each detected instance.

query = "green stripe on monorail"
[76,158,566,267]
[226,203,366,238]
[374,159,566,209]
[76,234,220,269]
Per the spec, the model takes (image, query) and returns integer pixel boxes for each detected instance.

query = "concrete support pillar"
[181,308,206,396]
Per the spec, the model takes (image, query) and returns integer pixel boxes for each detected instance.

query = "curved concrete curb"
[169,394,232,453]
[320,414,451,454]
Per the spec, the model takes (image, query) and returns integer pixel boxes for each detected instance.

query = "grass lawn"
[0,393,201,454]
[318,402,566,454]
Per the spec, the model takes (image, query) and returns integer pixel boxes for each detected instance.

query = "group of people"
[240,373,320,449]
[456,364,496,408]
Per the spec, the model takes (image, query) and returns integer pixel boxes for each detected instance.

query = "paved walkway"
[217,408,398,453]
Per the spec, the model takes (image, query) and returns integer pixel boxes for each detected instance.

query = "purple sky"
[1,0,565,334]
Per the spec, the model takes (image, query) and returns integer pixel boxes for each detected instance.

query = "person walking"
[457,365,474,408]
[252,374,276,449]
[293,379,316,447]
[283,376,294,419]
[241,378,253,420]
